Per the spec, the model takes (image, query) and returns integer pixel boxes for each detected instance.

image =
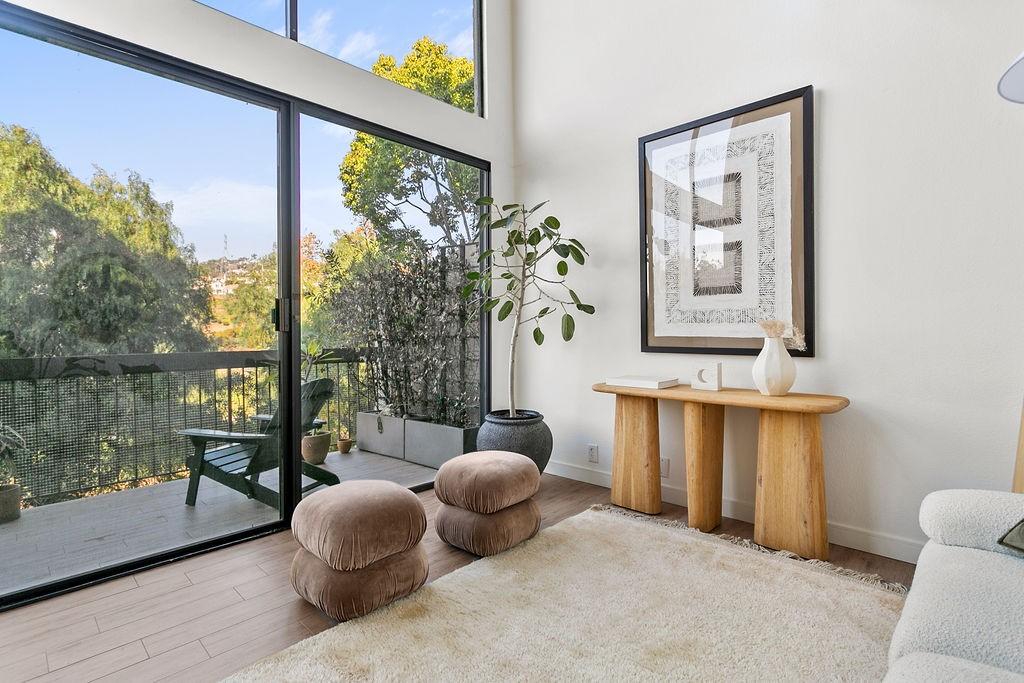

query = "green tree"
[222,252,276,350]
[0,124,212,357]
[340,37,479,247]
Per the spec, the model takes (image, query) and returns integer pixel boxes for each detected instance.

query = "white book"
[605,375,679,390]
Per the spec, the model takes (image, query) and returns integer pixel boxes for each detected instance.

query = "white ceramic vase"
[752,337,796,396]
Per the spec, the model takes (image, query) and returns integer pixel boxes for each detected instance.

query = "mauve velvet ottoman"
[290,480,428,622]
[434,450,542,556]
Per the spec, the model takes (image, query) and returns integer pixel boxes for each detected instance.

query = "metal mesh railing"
[0,350,373,506]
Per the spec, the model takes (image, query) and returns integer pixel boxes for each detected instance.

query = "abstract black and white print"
[693,240,742,296]
[648,112,793,339]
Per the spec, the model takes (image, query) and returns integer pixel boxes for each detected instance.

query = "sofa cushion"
[291,480,426,571]
[889,541,1024,674]
[920,490,1024,558]
[434,498,541,556]
[885,652,1024,682]
[434,450,540,514]
[290,544,428,622]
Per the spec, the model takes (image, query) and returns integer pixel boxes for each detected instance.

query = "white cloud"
[303,8,336,54]
[155,179,277,260]
[449,26,474,58]
[337,30,381,66]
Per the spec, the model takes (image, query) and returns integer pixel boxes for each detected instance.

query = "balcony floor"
[0,450,436,597]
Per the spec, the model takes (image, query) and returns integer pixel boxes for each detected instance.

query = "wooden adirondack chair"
[180,378,340,508]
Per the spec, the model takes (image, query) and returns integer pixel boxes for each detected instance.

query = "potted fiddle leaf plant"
[300,339,333,465]
[461,198,595,472]
[0,423,26,523]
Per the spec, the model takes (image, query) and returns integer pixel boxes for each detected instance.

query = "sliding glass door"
[0,3,490,610]
[0,23,288,602]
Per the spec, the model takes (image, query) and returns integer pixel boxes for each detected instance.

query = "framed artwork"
[638,86,814,356]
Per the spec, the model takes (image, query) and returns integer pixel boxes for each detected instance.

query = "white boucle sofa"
[885,489,1024,681]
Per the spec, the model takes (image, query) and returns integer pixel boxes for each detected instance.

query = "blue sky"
[0,1,473,261]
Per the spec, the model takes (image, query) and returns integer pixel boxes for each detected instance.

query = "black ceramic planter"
[475,410,553,473]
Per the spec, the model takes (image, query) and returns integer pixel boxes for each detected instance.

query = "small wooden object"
[594,382,849,560]
[1014,399,1024,494]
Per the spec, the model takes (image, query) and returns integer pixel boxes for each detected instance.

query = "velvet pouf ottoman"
[290,480,429,622]
[434,450,542,556]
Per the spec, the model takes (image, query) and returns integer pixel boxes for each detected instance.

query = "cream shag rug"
[228,506,906,682]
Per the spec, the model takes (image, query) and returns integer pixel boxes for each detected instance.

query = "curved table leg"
[754,410,829,560]
[611,394,661,514]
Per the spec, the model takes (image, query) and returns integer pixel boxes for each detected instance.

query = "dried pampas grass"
[757,319,807,352]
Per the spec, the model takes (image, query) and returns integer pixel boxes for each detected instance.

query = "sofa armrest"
[920,489,1024,558]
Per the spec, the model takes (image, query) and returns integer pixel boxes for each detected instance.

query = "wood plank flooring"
[0,474,916,682]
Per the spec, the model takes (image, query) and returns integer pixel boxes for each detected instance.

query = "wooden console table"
[592,383,849,560]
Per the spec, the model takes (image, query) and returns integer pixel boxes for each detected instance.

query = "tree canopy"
[339,37,479,247]
[0,124,212,357]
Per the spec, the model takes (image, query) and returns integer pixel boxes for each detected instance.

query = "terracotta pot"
[301,432,332,465]
[0,483,21,523]
[337,438,354,454]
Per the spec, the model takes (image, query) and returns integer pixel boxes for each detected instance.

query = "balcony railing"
[0,350,374,506]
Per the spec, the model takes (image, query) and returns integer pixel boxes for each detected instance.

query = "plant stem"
[507,221,529,418]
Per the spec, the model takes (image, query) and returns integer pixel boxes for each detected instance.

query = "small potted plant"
[461,198,595,472]
[0,423,26,523]
[337,426,354,454]
[300,339,333,465]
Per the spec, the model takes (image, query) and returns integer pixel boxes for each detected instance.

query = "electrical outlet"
[660,458,670,478]
[586,443,599,464]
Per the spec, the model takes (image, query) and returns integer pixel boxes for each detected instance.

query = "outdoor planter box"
[356,411,406,459]
[404,420,478,469]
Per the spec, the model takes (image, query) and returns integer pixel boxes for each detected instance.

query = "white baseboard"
[544,459,923,564]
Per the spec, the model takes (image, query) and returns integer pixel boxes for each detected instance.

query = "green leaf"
[484,298,501,312]
[544,216,561,230]
[501,203,520,211]
[476,213,491,229]
[525,251,537,266]
[556,260,568,276]
[500,271,513,279]
[561,313,575,341]
[527,228,542,246]
[502,247,515,257]
[568,238,589,255]
[533,327,545,345]
[569,289,581,305]
[577,303,595,315]
[538,306,552,317]
[460,283,475,299]
[478,249,495,261]
[465,271,480,280]
[497,301,514,321]
[475,196,493,206]
[569,245,585,265]
[553,244,571,258]
[527,200,548,214]
[491,217,509,229]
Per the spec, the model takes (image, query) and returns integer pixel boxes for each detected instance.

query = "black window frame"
[0,0,491,612]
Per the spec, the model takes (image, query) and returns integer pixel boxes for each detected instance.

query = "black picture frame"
[638,86,814,357]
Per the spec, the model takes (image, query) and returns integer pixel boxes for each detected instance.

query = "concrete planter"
[404,421,478,469]
[0,483,21,523]
[356,411,406,459]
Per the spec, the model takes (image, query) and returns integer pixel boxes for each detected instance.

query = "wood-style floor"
[0,474,916,682]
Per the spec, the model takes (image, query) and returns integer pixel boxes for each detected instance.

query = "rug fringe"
[588,504,909,595]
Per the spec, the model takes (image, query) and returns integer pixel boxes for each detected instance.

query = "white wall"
[8,0,515,200]
[510,0,1024,562]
